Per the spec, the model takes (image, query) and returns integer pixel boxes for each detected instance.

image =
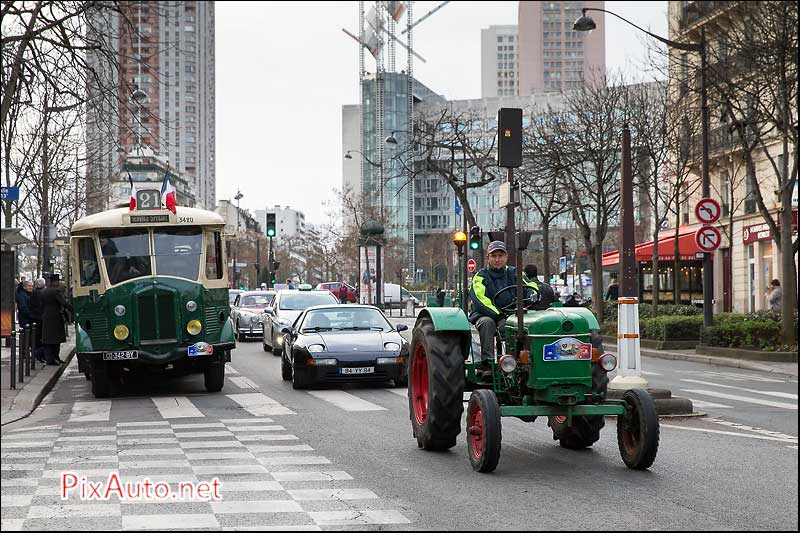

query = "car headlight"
[376,356,398,365]
[250,315,259,324]
[114,305,126,317]
[114,324,129,340]
[307,344,325,353]
[383,342,401,351]
[186,319,202,335]
[186,300,197,312]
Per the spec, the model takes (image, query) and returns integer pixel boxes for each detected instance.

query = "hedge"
[600,316,703,341]
[701,321,782,350]
[602,302,702,323]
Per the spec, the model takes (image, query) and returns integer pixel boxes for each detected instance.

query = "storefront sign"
[742,210,799,244]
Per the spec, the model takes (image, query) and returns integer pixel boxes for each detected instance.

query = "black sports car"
[280,305,409,390]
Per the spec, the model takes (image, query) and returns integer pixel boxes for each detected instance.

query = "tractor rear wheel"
[408,319,465,451]
[467,389,502,473]
[618,388,660,469]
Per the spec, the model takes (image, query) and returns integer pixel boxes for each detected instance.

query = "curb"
[1,346,76,427]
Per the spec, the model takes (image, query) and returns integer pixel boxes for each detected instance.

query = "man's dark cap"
[49,273,61,281]
[487,241,507,254]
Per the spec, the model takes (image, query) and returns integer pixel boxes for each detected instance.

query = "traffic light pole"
[268,236,273,289]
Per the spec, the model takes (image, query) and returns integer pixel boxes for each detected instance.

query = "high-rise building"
[518,1,605,94]
[255,206,307,242]
[86,1,215,214]
[481,25,519,98]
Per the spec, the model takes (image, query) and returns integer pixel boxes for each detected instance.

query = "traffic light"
[469,226,482,251]
[453,231,467,254]
[269,272,276,285]
[266,213,276,238]
[272,259,280,271]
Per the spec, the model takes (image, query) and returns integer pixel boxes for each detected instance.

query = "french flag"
[160,171,177,213]
[128,171,137,210]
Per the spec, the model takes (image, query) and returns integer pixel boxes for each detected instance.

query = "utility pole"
[41,93,50,277]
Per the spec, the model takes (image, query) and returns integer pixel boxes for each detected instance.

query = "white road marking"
[230,376,259,389]
[220,418,274,424]
[681,379,798,400]
[122,514,219,530]
[687,399,733,409]
[661,424,798,443]
[226,393,295,416]
[8,424,61,432]
[210,500,303,514]
[26,503,122,519]
[152,396,205,419]
[173,431,234,439]
[117,448,184,456]
[307,390,387,412]
[116,428,174,436]
[3,432,60,440]
[226,365,240,375]
[787,445,798,450]
[193,465,268,475]
[69,401,112,422]
[384,388,408,397]
[0,495,33,508]
[676,370,784,383]
[169,423,225,429]
[680,389,797,410]
[217,480,284,492]
[288,488,378,500]
[271,471,352,482]
[257,455,331,466]
[642,370,663,376]
[179,441,246,449]
[705,418,798,441]
[309,510,410,526]
[116,421,170,427]
[246,444,313,453]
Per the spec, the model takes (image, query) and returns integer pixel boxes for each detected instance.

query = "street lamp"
[131,88,149,155]
[575,7,713,327]
[234,190,243,288]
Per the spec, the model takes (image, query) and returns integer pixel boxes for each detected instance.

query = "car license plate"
[103,350,138,361]
[339,367,374,375]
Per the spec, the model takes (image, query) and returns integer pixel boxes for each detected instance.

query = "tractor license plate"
[103,350,138,361]
[340,367,374,375]
[543,338,591,361]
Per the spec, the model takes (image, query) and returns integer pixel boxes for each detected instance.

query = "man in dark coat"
[29,278,46,362]
[40,274,67,365]
[16,280,34,329]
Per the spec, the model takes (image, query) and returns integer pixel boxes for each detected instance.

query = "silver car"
[261,289,338,356]
[232,291,275,342]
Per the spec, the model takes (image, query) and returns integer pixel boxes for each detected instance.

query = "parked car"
[280,304,409,389]
[382,283,418,308]
[231,290,275,341]
[316,282,357,303]
[261,288,339,356]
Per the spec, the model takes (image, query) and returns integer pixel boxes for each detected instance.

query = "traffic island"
[607,388,697,417]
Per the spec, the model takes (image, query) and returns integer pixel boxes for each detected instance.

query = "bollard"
[25,325,32,376]
[22,325,30,377]
[10,326,17,390]
[18,329,25,384]
[387,298,393,317]
[31,323,38,370]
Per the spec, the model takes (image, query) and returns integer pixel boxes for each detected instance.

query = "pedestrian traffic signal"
[453,231,467,252]
[469,226,482,251]
[266,213,276,238]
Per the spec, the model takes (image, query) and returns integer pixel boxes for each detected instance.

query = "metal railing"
[7,323,37,390]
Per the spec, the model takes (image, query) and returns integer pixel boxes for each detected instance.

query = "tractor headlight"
[113,324,129,341]
[383,342,401,351]
[186,319,202,335]
[307,344,325,353]
[599,353,617,372]
[114,305,126,317]
[186,300,197,312]
[499,354,517,373]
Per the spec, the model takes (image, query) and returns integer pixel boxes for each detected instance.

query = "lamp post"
[574,7,713,327]
[234,190,243,288]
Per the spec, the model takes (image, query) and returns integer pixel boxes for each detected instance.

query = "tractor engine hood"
[507,307,600,336]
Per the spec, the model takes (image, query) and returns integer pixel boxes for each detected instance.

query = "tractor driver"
[469,241,537,375]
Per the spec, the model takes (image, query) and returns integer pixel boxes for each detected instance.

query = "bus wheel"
[204,362,225,392]
[91,361,111,398]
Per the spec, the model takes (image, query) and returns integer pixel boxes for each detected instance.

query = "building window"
[497,36,504,42]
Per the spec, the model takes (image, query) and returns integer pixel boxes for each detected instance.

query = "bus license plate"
[339,367,374,375]
[103,351,138,361]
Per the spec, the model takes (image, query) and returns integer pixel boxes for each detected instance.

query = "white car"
[261,288,339,356]
[231,291,275,342]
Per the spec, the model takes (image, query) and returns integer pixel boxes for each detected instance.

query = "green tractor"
[407,288,660,473]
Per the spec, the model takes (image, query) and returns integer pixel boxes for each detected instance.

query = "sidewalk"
[387,316,798,379]
[0,338,76,427]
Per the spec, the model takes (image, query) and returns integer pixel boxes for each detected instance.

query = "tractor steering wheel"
[492,284,540,315]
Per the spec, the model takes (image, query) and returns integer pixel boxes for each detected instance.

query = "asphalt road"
[2,336,797,531]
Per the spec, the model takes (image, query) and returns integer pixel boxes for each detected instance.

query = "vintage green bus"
[70,206,235,398]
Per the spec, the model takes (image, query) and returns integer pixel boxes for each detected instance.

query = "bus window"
[99,229,152,285]
[154,227,202,280]
[77,238,100,286]
[205,231,223,280]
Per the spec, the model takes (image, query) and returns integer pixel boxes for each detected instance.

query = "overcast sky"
[215,1,668,227]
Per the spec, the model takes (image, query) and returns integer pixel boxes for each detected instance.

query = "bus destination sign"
[130,214,170,224]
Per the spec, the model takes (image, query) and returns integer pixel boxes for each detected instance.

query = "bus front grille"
[137,291,177,342]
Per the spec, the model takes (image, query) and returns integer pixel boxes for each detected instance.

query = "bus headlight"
[186,300,197,312]
[186,320,202,335]
[114,305,126,317]
[114,324,130,340]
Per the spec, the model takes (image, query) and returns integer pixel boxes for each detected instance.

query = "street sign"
[559,256,567,274]
[1,186,20,202]
[694,225,722,252]
[695,198,721,224]
[467,258,476,273]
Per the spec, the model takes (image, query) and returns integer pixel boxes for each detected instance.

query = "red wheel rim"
[554,415,567,424]
[412,344,429,425]
[469,402,484,459]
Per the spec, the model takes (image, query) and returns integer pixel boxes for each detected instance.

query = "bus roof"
[71,206,225,233]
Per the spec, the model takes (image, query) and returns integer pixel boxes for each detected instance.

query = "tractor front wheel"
[408,319,465,451]
[467,389,502,473]
[618,388,660,469]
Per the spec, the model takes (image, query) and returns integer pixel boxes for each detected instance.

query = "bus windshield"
[154,227,202,280]
[99,229,152,285]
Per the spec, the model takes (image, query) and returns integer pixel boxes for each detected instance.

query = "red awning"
[603,227,706,267]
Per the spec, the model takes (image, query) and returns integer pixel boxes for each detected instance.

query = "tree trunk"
[780,187,797,345]
[542,223,551,284]
[673,199,681,305]
[652,237,660,317]
[591,245,603,322]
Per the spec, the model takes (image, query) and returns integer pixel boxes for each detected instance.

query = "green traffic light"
[266,229,275,237]
[469,241,480,250]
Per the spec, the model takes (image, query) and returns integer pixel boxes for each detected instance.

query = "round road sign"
[467,258,477,273]
[694,225,722,253]
[695,198,721,224]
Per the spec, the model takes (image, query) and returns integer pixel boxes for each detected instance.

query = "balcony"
[679,1,731,31]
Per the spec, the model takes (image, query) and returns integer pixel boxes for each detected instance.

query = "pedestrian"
[30,278,46,362]
[436,287,445,307]
[16,280,34,329]
[40,274,68,365]
[605,277,619,302]
[768,279,782,312]
[286,278,295,290]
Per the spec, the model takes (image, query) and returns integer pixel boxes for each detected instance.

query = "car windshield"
[301,307,391,332]
[240,294,272,307]
[279,292,337,310]
[99,229,152,285]
[153,227,203,280]
[229,291,241,304]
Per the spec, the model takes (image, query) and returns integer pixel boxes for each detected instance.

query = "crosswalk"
[680,376,798,411]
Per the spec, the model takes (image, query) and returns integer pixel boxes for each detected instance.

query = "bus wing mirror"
[89,289,100,303]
